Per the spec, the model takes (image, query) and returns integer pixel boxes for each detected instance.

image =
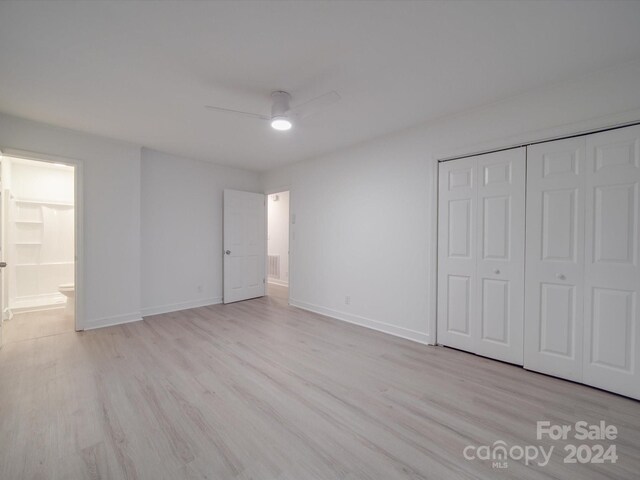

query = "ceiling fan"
[205,90,340,131]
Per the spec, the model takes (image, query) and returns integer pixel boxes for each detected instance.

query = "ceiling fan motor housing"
[271,91,292,119]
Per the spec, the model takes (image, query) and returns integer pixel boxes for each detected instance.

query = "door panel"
[583,125,640,399]
[437,157,477,353]
[481,278,509,343]
[539,283,575,357]
[475,148,525,364]
[591,288,634,371]
[437,148,525,364]
[593,184,636,264]
[448,199,472,258]
[524,137,586,381]
[447,275,471,334]
[542,189,577,261]
[482,196,510,260]
[223,189,266,304]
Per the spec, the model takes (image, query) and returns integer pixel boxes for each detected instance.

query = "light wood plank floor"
[267,282,288,300]
[1,295,639,479]
[3,308,75,343]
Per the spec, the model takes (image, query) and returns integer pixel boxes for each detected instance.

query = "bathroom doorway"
[267,190,290,303]
[0,155,77,343]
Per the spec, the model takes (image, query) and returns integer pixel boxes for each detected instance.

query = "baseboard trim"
[83,312,143,330]
[289,299,432,345]
[10,303,66,314]
[267,279,289,287]
[141,297,223,317]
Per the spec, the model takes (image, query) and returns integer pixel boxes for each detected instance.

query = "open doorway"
[0,155,76,343]
[267,191,289,302]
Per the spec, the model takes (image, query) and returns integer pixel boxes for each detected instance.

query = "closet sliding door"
[437,148,526,365]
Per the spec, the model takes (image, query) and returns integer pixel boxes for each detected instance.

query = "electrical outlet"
[345,295,351,305]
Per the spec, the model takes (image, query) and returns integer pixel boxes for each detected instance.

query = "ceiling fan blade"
[204,105,269,120]
[289,91,341,119]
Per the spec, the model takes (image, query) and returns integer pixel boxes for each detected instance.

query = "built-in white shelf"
[13,197,74,207]
[15,261,74,267]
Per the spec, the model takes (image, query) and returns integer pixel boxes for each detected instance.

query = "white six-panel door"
[475,150,526,363]
[223,189,266,304]
[524,137,586,381]
[524,125,640,400]
[437,148,526,364]
[437,156,478,354]
[583,125,640,399]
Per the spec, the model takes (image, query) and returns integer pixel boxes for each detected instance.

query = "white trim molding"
[83,312,142,330]
[434,109,640,163]
[290,298,432,345]
[141,297,223,318]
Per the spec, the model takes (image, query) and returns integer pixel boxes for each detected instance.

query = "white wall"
[140,148,260,316]
[267,191,289,286]
[0,112,142,329]
[1,59,640,336]
[0,115,262,328]
[7,159,75,311]
[262,59,640,345]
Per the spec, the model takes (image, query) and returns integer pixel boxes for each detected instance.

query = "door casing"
[0,148,84,332]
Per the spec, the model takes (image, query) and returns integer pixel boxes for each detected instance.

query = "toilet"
[58,283,75,316]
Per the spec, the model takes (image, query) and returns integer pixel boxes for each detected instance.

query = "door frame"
[429,161,439,345]
[264,186,291,304]
[0,147,85,332]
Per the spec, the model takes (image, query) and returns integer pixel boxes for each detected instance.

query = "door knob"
[0,262,6,268]
[556,273,566,280]
[494,269,500,275]
[225,250,231,255]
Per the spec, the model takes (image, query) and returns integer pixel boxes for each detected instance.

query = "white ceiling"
[1,1,640,171]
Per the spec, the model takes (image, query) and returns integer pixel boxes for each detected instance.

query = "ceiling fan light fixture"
[271,116,292,131]
[205,90,340,132]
